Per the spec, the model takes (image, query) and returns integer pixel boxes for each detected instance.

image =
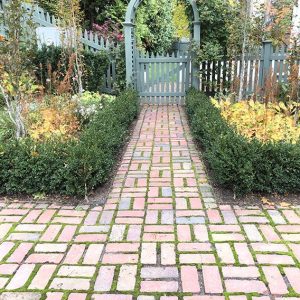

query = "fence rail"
[0,0,117,93]
[198,41,300,97]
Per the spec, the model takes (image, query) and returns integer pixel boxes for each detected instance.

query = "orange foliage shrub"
[27,95,79,141]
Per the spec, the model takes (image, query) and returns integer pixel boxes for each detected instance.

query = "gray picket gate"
[136,50,191,105]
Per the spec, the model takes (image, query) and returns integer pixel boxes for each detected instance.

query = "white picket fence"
[0,0,118,93]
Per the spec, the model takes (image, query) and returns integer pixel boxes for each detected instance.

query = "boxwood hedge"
[0,89,139,197]
[186,89,300,196]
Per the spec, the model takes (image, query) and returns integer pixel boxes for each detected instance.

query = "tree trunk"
[291,0,300,44]
[238,0,252,101]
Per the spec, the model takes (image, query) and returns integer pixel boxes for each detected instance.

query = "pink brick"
[213,233,244,242]
[127,225,142,241]
[143,233,174,242]
[260,225,281,242]
[75,234,106,242]
[106,243,139,252]
[117,265,137,291]
[53,217,82,224]
[178,242,212,252]
[46,292,64,300]
[0,209,29,215]
[58,225,77,242]
[102,253,138,264]
[180,254,215,264]
[68,293,87,300]
[0,264,18,275]
[37,209,56,223]
[133,198,145,209]
[234,243,255,265]
[83,244,104,264]
[64,244,85,264]
[262,266,288,295]
[161,243,176,265]
[84,211,100,225]
[141,243,156,264]
[58,209,85,217]
[140,280,178,292]
[225,280,268,294]
[290,244,300,262]
[209,225,241,232]
[145,211,158,224]
[203,266,223,293]
[284,267,300,293]
[189,198,203,209]
[148,187,159,197]
[94,266,115,291]
[40,225,62,242]
[181,266,200,292]
[0,242,15,260]
[194,225,209,242]
[177,225,191,241]
[26,253,63,264]
[144,225,174,233]
[256,254,295,265]
[184,297,225,300]
[6,264,35,289]
[22,210,42,223]
[92,295,132,300]
[0,224,12,239]
[216,243,235,264]
[276,225,300,232]
[222,266,260,278]
[282,210,300,224]
[118,211,145,217]
[29,264,57,289]
[7,243,33,263]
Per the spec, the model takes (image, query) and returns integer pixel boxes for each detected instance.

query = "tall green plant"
[55,0,84,95]
[0,0,37,139]
[135,0,175,53]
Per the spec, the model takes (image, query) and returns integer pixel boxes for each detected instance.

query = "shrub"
[33,45,110,93]
[211,98,300,144]
[0,89,139,197]
[186,89,300,195]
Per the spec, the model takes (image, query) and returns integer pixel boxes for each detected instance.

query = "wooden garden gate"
[124,0,201,105]
[136,50,191,104]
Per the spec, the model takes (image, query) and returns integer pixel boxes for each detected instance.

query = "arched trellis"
[124,0,201,87]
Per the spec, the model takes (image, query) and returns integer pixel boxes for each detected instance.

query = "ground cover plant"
[186,89,300,196]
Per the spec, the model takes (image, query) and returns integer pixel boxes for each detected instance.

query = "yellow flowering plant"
[211,97,300,144]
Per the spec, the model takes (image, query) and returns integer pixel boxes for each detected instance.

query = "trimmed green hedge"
[186,89,300,195]
[0,90,139,197]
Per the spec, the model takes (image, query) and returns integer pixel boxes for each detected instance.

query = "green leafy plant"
[33,45,110,93]
[186,89,300,196]
[0,0,37,139]
[0,89,139,197]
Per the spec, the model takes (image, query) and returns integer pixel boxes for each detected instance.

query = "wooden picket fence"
[198,41,300,97]
[0,0,118,93]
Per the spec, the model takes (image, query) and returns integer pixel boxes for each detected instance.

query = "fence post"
[192,20,201,89]
[124,21,135,87]
[259,40,273,88]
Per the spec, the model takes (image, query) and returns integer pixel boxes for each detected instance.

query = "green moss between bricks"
[185,88,300,196]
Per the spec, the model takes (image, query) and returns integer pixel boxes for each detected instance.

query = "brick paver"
[0,105,300,299]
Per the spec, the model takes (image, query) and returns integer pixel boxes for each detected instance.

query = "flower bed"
[0,90,139,197]
[186,89,300,196]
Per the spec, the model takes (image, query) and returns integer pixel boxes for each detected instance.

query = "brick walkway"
[0,105,300,300]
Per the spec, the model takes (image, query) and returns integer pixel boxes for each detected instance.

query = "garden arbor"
[124,0,201,104]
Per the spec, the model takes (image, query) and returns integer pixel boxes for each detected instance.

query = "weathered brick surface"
[0,106,300,299]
